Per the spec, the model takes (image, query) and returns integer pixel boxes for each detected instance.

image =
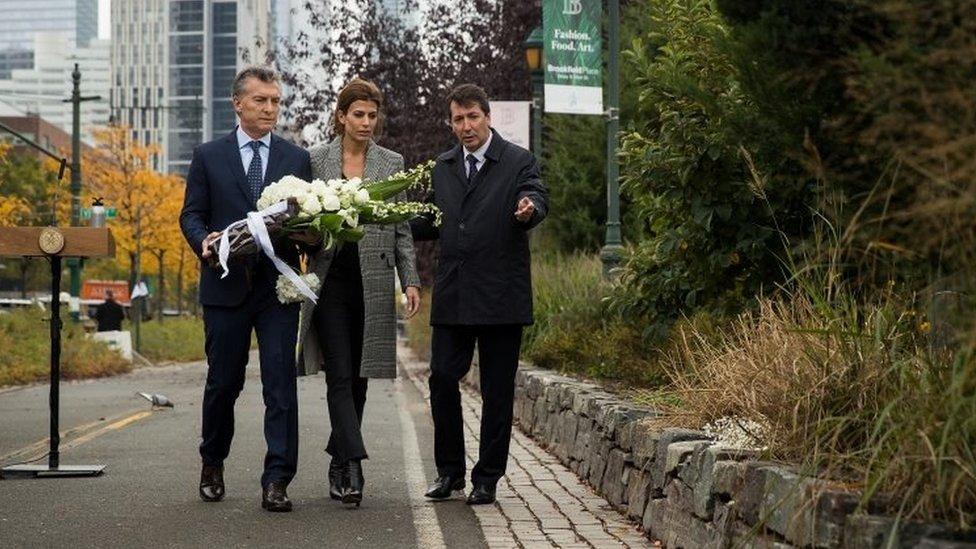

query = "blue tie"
[247,140,264,202]
[466,154,478,186]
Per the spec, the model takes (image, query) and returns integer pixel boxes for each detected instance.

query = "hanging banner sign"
[489,101,531,151]
[544,0,603,115]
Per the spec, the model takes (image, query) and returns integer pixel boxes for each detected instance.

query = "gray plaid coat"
[296,138,420,378]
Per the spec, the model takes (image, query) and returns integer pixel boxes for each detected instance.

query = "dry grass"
[660,291,976,528]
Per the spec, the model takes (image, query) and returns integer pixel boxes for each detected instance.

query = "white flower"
[355,188,371,204]
[275,272,321,304]
[338,208,359,228]
[309,179,328,195]
[277,175,307,188]
[320,191,341,211]
[258,175,315,211]
[341,180,361,194]
[299,195,322,216]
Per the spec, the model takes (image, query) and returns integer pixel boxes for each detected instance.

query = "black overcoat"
[413,130,549,326]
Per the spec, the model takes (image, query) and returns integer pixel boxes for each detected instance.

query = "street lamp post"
[524,27,544,162]
[63,64,101,312]
[600,0,624,276]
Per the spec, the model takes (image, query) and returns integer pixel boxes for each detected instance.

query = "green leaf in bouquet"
[307,216,322,231]
[363,176,412,201]
[337,227,366,242]
[374,212,415,224]
[363,160,435,201]
[317,213,345,232]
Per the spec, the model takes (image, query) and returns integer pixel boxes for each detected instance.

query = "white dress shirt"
[464,131,493,178]
[236,126,271,180]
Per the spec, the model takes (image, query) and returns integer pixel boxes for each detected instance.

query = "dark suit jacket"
[94,299,125,331]
[412,129,549,325]
[179,129,313,307]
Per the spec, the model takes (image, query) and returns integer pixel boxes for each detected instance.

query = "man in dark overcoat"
[94,290,125,332]
[413,83,549,505]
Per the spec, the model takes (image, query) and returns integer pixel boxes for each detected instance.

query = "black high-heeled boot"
[341,459,364,507]
[328,459,346,501]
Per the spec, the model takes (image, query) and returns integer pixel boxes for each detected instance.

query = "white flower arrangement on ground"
[209,161,440,304]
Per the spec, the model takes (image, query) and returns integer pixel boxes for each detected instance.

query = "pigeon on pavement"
[137,392,174,408]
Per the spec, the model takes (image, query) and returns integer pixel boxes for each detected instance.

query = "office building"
[0,0,98,78]
[0,33,111,145]
[111,0,271,175]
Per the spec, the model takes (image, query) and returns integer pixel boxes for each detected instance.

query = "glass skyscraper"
[112,0,271,175]
[0,0,98,79]
[0,33,110,144]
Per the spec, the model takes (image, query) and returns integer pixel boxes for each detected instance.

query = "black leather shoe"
[466,484,496,505]
[261,481,293,512]
[328,459,345,501]
[340,459,364,507]
[199,464,224,502]
[424,475,465,500]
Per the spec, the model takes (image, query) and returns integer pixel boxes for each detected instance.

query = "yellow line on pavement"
[60,410,153,451]
[1,409,155,464]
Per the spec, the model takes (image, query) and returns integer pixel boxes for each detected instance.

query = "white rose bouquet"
[207,161,440,304]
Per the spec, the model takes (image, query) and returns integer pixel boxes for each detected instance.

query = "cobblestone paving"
[400,343,652,549]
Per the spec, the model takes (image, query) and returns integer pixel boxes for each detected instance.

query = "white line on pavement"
[396,377,447,549]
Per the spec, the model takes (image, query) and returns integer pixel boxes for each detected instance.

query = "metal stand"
[1,256,105,479]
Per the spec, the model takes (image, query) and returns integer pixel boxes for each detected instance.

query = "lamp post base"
[1,464,105,479]
[600,244,625,278]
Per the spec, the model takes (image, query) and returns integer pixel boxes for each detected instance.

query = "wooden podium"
[0,227,115,478]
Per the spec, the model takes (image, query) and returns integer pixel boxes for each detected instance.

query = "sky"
[98,0,110,39]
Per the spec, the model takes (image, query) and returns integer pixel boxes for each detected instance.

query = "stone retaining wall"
[468,363,974,548]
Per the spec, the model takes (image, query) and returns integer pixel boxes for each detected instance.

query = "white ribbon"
[217,201,286,278]
[216,200,318,304]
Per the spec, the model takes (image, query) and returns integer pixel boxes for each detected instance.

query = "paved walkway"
[400,343,651,549]
[0,342,650,548]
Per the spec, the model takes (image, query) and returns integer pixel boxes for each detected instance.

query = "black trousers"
[429,324,523,486]
[200,289,300,488]
[313,273,369,463]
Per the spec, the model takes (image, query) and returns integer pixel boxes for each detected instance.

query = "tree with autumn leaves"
[84,126,193,318]
[0,142,68,296]
[1,127,193,312]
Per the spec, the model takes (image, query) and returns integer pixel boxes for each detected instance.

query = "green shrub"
[522,251,604,351]
[0,308,130,386]
[615,0,813,339]
[523,252,667,387]
[540,114,608,253]
[715,0,976,298]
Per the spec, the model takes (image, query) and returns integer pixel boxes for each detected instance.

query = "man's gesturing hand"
[201,231,222,259]
[514,197,536,223]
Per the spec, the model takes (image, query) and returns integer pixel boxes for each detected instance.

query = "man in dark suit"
[179,66,312,512]
[413,83,549,505]
[93,290,125,332]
